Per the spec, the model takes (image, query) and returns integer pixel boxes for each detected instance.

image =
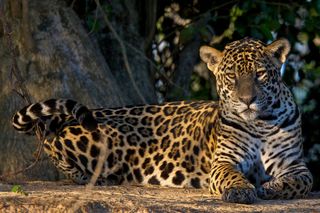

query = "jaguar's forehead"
[224,38,266,52]
[224,38,266,60]
[221,38,268,72]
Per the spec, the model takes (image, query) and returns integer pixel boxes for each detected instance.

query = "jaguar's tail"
[12,99,98,135]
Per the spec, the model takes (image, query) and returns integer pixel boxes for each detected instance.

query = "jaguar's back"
[13,99,218,188]
[12,38,312,204]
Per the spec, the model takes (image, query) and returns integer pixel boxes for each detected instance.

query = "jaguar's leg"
[257,162,313,199]
[210,162,257,204]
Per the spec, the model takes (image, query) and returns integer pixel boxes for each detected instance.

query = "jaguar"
[12,38,313,204]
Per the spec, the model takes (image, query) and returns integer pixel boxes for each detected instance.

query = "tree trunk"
[166,36,201,101]
[165,16,211,101]
[0,0,157,181]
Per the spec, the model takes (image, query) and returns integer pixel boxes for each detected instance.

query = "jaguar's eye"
[256,71,265,78]
[227,73,236,79]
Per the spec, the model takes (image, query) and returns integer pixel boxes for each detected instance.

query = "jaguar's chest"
[230,123,298,188]
[219,124,280,187]
[236,153,272,187]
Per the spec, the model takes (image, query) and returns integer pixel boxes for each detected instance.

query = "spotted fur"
[12,38,313,204]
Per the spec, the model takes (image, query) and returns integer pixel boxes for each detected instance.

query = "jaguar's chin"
[239,109,259,121]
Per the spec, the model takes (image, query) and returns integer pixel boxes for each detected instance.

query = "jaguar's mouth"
[239,107,274,121]
[241,108,257,114]
[239,108,259,121]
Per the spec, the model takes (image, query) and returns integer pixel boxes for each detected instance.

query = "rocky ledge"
[0,181,319,212]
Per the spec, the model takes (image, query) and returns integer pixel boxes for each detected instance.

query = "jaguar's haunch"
[12,38,313,204]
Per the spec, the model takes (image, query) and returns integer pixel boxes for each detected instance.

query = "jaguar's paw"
[222,187,257,204]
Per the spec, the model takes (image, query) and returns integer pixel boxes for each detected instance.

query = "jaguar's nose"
[239,95,257,106]
[236,74,257,106]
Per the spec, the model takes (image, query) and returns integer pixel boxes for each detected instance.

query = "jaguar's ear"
[266,38,290,64]
[199,46,223,74]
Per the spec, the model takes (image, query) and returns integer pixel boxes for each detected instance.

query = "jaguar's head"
[200,38,291,121]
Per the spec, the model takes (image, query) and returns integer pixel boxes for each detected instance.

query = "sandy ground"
[0,181,320,212]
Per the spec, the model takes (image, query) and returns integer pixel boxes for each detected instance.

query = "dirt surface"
[0,181,320,212]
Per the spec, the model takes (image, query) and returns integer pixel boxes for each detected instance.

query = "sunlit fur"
[216,39,283,122]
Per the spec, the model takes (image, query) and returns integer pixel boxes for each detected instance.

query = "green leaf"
[11,185,28,196]
[199,26,212,41]
[236,25,246,37]
[230,5,244,22]
[282,10,295,25]
[251,28,263,39]
[102,4,113,15]
[267,19,280,31]
[86,16,101,33]
[310,7,319,17]
[179,25,196,45]
[316,0,320,14]
[297,32,309,43]
[259,24,273,40]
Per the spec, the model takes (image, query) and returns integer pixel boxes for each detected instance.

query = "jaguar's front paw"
[222,187,257,204]
[257,176,311,200]
[257,181,279,200]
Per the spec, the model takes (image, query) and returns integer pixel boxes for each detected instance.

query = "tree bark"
[166,36,202,101]
[165,16,211,101]
[99,0,157,105]
[0,0,157,181]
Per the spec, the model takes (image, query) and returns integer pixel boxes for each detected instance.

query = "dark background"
[1,0,319,189]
